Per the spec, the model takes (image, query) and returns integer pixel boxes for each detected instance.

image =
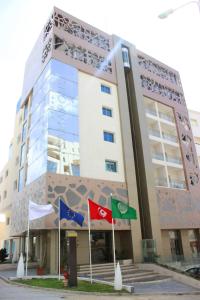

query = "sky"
[0,0,199,171]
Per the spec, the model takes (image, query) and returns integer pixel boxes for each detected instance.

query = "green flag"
[111,198,137,220]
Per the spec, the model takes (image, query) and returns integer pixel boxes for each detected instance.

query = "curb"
[3,277,200,297]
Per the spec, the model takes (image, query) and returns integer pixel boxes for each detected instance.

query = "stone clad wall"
[11,173,132,235]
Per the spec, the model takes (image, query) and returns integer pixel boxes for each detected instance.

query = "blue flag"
[59,199,84,227]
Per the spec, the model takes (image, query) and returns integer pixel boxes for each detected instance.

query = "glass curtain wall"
[27,59,79,184]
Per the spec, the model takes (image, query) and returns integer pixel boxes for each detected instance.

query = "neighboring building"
[1,7,200,272]
[189,110,200,168]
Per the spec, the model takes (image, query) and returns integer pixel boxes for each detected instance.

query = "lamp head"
[158,8,174,19]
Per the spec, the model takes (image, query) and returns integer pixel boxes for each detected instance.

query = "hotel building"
[0,7,200,273]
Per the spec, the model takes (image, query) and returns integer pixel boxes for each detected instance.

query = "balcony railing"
[149,129,161,137]
[145,108,157,116]
[152,153,164,161]
[159,112,174,123]
[169,181,186,189]
[162,132,178,143]
[155,178,168,187]
[166,156,182,165]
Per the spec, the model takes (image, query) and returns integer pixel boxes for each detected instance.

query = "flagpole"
[58,198,61,280]
[112,217,116,270]
[111,194,116,271]
[26,200,30,277]
[87,200,92,283]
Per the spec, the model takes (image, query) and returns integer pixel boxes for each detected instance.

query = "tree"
[0,248,8,262]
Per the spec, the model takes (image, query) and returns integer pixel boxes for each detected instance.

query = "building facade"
[189,110,200,168]
[0,7,200,272]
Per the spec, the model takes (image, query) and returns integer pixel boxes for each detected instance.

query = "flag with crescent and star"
[59,199,84,227]
[88,199,114,224]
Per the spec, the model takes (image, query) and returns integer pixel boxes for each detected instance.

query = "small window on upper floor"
[190,118,198,127]
[102,107,112,117]
[5,170,8,178]
[103,131,114,143]
[0,177,2,184]
[13,180,17,190]
[105,160,117,173]
[6,217,10,226]
[3,190,7,199]
[101,84,111,94]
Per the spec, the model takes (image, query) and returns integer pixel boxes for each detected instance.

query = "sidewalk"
[0,263,200,295]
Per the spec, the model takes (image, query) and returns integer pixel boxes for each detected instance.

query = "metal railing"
[159,112,174,123]
[162,132,178,143]
[152,152,164,161]
[145,108,157,116]
[149,129,161,137]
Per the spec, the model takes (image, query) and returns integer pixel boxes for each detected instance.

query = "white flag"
[29,200,54,221]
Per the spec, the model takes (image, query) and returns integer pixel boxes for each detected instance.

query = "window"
[190,119,198,127]
[105,160,117,172]
[16,156,19,166]
[13,180,17,190]
[5,170,8,178]
[3,191,7,199]
[103,131,114,143]
[18,168,24,192]
[102,107,112,117]
[0,177,2,184]
[22,122,27,143]
[24,101,29,121]
[6,217,10,226]
[20,144,26,166]
[101,84,111,94]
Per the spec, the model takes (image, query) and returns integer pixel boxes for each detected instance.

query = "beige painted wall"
[79,71,125,182]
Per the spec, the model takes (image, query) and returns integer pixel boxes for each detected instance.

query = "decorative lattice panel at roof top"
[44,10,111,52]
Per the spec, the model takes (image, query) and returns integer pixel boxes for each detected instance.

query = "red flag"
[88,199,114,224]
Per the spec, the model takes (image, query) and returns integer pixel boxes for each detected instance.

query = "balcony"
[166,156,182,165]
[152,152,164,161]
[149,129,161,138]
[162,132,178,143]
[155,177,168,187]
[169,181,186,189]
[159,112,174,123]
[145,108,157,117]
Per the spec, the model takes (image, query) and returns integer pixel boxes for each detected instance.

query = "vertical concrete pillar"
[49,230,58,274]
[181,230,191,259]
[35,236,40,261]
[161,230,171,261]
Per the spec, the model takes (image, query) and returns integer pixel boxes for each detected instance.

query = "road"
[1,278,200,300]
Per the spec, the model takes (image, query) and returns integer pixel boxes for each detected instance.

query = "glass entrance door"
[91,231,112,264]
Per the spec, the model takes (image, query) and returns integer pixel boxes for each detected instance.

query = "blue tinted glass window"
[48,110,78,135]
[48,91,78,116]
[26,153,47,185]
[105,160,117,172]
[101,84,111,94]
[18,168,24,191]
[71,164,80,176]
[28,138,47,165]
[47,160,58,173]
[20,144,26,166]
[22,122,27,143]
[103,131,114,143]
[24,102,28,121]
[102,107,112,117]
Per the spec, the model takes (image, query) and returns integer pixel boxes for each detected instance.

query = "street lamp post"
[158,0,200,19]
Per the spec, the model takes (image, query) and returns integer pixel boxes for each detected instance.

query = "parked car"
[184,266,200,279]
